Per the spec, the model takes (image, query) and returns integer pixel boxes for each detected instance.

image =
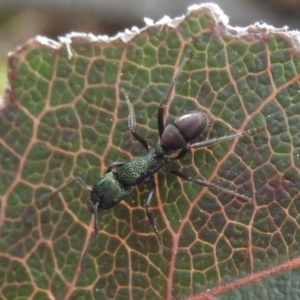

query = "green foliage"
[1,4,300,300]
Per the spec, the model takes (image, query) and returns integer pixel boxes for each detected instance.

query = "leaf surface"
[1,3,300,300]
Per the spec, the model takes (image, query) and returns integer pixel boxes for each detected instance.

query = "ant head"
[88,173,129,213]
[161,111,210,150]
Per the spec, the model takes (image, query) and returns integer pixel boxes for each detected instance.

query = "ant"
[49,38,265,273]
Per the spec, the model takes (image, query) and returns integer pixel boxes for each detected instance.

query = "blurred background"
[0,0,299,96]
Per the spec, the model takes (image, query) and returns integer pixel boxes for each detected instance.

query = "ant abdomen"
[161,111,210,150]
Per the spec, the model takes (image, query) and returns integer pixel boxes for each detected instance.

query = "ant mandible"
[50,37,265,273]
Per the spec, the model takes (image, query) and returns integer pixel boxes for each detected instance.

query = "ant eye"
[87,199,94,213]
[174,111,210,141]
[90,187,101,203]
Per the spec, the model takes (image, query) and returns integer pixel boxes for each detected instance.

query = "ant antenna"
[48,177,92,199]
[120,87,150,151]
[80,202,99,274]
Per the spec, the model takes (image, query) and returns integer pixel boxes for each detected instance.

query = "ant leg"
[145,179,164,253]
[189,126,266,150]
[49,176,92,199]
[105,162,125,173]
[81,202,99,274]
[121,88,149,152]
[170,147,189,161]
[158,36,195,138]
[166,126,266,163]
[166,169,252,202]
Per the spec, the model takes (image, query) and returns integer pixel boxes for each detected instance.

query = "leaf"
[1,3,300,300]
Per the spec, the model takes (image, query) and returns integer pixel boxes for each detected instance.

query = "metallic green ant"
[50,38,265,273]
